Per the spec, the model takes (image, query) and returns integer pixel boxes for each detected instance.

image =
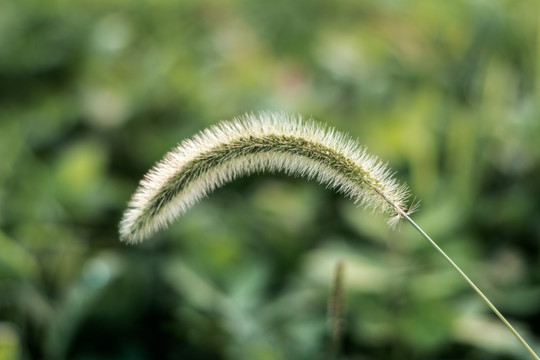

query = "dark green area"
[1,0,540,359]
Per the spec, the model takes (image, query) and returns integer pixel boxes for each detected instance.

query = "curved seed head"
[120,112,414,243]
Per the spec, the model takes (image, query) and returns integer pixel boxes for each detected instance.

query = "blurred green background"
[1,0,540,359]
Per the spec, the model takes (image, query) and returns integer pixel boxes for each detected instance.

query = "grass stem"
[402,214,539,360]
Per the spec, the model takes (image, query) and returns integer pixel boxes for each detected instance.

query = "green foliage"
[1,0,540,359]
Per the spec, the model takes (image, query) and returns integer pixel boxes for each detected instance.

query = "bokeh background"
[1,0,540,359]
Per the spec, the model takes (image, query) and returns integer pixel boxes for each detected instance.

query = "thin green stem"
[402,213,539,360]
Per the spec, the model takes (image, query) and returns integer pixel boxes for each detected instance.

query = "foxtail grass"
[120,112,538,359]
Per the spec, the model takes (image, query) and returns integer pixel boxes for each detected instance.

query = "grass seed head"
[120,112,413,243]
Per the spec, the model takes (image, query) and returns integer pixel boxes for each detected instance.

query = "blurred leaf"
[453,314,535,359]
[45,253,123,360]
[0,324,21,360]
[0,231,38,281]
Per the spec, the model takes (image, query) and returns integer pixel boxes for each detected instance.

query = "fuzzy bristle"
[120,112,413,243]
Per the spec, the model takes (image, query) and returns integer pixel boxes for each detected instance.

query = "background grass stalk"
[329,260,345,359]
